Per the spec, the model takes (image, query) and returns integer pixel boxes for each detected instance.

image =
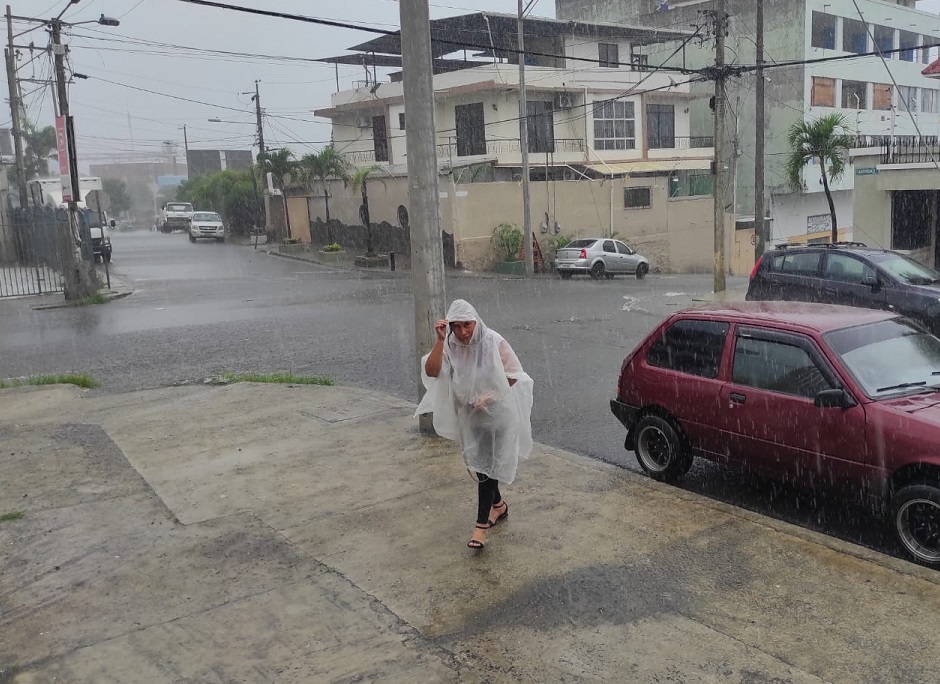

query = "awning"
[584,159,712,176]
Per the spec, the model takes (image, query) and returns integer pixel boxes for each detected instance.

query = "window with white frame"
[593,99,636,150]
[922,88,939,114]
[898,85,918,111]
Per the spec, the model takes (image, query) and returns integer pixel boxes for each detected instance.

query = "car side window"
[779,252,822,275]
[824,253,875,284]
[732,335,833,399]
[646,319,729,379]
[603,240,616,253]
[616,242,633,255]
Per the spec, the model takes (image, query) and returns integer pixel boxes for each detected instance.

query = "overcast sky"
[9,0,940,169]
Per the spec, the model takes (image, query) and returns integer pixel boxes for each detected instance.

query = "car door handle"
[729,392,746,405]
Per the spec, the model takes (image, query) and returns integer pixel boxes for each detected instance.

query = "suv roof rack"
[773,241,868,250]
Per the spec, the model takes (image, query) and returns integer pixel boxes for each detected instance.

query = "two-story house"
[312,12,722,272]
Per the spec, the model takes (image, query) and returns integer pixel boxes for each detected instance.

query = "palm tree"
[785,113,854,244]
[22,120,57,179]
[256,148,297,189]
[299,146,350,245]
[349,165,381,257]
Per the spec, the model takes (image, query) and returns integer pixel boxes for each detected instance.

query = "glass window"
[616,241,634,255]
[812,12,836,49]
[827,319,940,397]
[922,36,933,65]
[732,336,832,399]
[923,89,939,114]
[646,319,730,379]
[565,239,597,249]
[647,103,675,149]
[873,83,893,111]
[527,100,555,154]
[603,240,616,253]
[372,115,389,162]
[874,25,895,56]
[778,251,822,275]
[598,42,619,68]
[874,253,940,285]
[624,186,651,209]
[823,253,875,283]
[455,102,486,157]
[842,80,868,109]
[593,99,636,150]
[811,77,836,107]
[898,86,918,111]
[900,31,918,62]
[844,19,868,54]
[398,113,405,130]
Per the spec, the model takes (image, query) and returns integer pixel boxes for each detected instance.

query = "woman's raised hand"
[435,319,448,342]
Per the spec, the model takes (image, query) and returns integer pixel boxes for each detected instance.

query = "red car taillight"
[749,254,764,281]
[579,248,587,259]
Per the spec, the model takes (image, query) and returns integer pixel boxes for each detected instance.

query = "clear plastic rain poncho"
[415,300,534,484]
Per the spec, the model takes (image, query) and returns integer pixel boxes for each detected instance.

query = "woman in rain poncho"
[416,299,534,550]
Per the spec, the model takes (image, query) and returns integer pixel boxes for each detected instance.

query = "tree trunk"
[324,188,333,245]
[361,181,374,256]
[820,155,838,244]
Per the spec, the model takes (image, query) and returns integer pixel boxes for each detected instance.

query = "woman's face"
[450,320,476,344]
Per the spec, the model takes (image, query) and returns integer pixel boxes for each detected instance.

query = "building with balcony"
[312,12,722,272]
[556,0,940,247]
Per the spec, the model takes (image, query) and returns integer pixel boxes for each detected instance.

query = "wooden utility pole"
[754,0,767,259]
[51,17,96,299]
[399,0,446,434]
[517,0,533,276]
[711,0,727,293]
[5,6,26,208]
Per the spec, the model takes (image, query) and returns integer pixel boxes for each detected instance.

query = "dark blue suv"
[746,243,940,334]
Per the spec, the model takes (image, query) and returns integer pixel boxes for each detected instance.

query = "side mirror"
[861,275,880,290]
[109,219,116,228]
[814,388,855,408]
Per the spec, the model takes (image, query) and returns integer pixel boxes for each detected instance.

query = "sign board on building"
[856,167,879,176]
[807,214,832,234]
[55,115,73,202]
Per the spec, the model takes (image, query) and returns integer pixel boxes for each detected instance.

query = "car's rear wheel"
[893,484,940,566]
[559,271,572,280]
[636,262,649,279]
[104,251,111,263]
[633,414,693,483]
[590,262,605,279]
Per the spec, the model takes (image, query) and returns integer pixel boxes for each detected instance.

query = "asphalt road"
[0,230,907,562]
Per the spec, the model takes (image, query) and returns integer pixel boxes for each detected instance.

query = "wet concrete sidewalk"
[1,382,939,683]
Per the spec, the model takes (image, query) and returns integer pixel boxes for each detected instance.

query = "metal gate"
[1,207,66,298]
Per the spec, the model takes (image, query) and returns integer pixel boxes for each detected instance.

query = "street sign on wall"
[55,115,73,202]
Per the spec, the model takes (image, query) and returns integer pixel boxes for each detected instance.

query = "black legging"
[475,473,502,525]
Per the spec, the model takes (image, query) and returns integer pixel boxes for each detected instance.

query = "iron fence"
[880,136,940,164]
[1,207,66,298]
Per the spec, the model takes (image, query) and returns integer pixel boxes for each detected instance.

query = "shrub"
[550,235,572,251]
[492,223,523,262]
[323,242,342,252]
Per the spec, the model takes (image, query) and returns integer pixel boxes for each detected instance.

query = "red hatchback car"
[611,301,940,567]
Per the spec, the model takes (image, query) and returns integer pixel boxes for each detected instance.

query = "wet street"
[0,230,904,560]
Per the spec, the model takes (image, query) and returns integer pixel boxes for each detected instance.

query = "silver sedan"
[556,238,651,280]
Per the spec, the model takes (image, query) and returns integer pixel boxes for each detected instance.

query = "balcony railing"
[881,136,940,164]
[436,138,586,159]
[649,135,714,150]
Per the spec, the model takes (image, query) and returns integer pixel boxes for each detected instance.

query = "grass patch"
[77,292,109,306]
[220,372,334,386]
[0,511,24,523]
[0,373,100,390]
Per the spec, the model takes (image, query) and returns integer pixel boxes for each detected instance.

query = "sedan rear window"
[646,319,729,379]
[565,239,597,249]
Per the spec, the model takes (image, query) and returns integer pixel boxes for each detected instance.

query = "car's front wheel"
[636,262,649,279]
[189,234,196,243]
[633,414,693,483]
[893,483,940,566]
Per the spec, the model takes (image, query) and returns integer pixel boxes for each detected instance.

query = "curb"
[32,289,133,311]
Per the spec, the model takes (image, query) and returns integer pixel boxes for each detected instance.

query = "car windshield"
[875,253,940,285]
[193,212,221,221]
[167,203,192,212]
[825,319,940,397]
[564,239,597,249]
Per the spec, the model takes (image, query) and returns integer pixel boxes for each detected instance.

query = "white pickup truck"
[161,202,194,233]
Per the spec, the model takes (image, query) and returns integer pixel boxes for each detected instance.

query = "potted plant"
[492,223,524,275]
[318,241,346,264]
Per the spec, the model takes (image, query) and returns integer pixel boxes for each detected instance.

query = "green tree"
[298,145,350,245]
[785,113,853,244]
[22,119,57,179]
[256,148,298,189]
[102,178,132,215]
[176,169,262,235]
[349,165,382,257]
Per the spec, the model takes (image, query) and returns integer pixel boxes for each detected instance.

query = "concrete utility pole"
[5,6,27,208]
[51,18,96,299]
[252,80,266,157]
[182,123,189,164]
[399,0,446,434]
[517,0,533,276]
[754,0,767,260]
[711,0,727,293]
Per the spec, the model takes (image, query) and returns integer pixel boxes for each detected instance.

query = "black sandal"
[489,501,509,527]
[467,523,488,549]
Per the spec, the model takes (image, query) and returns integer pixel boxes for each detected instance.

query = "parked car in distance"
[610,301,940,567]
[746,242,940,334]
[161,202,194,233]
[556,238,650,280]
[189,212,226,242]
